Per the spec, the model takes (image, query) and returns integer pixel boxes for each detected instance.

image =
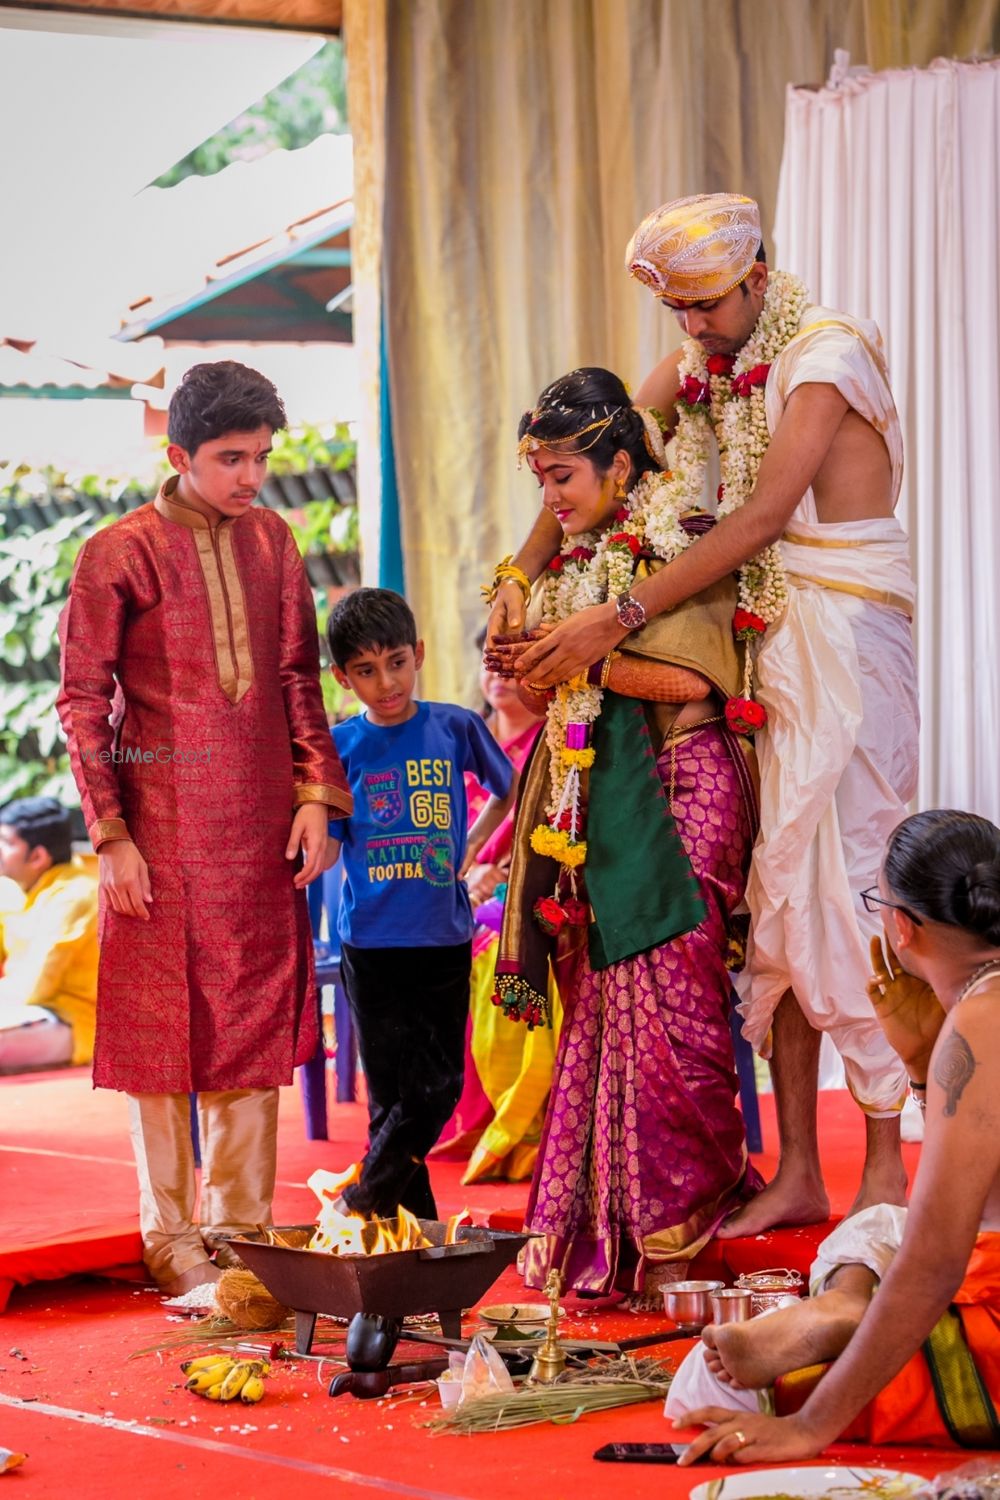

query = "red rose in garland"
[725,696,767,734]
[707,353,736,376]
[732,362,771,397]
[533,896,568,935]
[562,898,590,927]
[608,531,642,557]
[677,375,710,407]
[732,608,768,642]
[547,555,564,573]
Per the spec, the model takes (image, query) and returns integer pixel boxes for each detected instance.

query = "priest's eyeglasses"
[860,887,924,926]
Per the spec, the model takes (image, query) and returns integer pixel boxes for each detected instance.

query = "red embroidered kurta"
[57,480,353,1094]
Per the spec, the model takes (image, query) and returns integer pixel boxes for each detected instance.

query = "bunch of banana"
[181,1353,270,1403]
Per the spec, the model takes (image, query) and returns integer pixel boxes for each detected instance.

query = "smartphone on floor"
[593,1442,681,1464]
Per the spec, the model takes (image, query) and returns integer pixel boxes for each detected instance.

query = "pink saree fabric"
[523,722,763,1294]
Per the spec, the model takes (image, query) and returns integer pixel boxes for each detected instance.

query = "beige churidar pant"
[127,1089,279,1285]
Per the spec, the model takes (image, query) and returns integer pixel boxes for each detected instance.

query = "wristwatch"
[614,591,647,632]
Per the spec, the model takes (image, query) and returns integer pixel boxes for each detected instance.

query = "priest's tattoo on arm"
[934,1028,977,1117]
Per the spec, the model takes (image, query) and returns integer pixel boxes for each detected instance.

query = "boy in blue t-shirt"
[326,589,516,1220]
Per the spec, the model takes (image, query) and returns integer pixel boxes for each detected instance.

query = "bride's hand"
[483,626,549,680]
[486,579,529,645]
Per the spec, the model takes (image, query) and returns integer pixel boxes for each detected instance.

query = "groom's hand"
[514,602,627,687]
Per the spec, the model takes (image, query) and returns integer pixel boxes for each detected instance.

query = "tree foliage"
[0,426,360,804]
[154,39,347,188]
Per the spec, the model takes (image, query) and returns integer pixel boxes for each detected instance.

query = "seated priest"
[669,809,1000,1459]
[0,796,98,1073]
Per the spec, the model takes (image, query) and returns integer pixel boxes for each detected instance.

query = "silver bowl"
[708,1287,753,1323]
[663,1280,725,1330]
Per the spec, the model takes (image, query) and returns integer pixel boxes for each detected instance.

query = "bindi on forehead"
[530,450,578,473]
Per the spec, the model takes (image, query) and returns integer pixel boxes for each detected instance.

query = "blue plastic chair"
[303,861,358,1136]
[730,995,763,1154]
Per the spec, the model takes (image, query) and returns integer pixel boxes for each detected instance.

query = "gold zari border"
[295,783,354,815]
[192,530,253,704]
[784,530,878,549]
[786,572,913,620]
[91,817,130,848]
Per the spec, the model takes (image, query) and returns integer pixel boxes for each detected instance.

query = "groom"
[489,193,920,1237]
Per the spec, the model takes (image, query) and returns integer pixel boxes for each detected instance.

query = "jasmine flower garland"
[660,269,811,704]
[530,467,697,877]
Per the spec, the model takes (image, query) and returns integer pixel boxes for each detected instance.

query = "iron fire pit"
[228,1221,531,1358]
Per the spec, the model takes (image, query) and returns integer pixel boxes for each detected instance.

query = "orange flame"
[305,1169,472,1256]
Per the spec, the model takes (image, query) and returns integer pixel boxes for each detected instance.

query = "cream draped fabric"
[343,1,998,704]
[342,0,387,579]
[774,53,1000,821]
[735,316,918,1115]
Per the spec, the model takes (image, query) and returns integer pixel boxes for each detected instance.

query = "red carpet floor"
[0,1068,963,1499]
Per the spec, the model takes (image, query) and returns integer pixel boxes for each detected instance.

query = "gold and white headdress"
[625,193,761,303]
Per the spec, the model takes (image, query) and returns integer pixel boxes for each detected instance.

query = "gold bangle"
[599,650,620,690]
[481,555,532,607]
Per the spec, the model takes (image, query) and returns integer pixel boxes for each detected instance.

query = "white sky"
[0,9,353,473]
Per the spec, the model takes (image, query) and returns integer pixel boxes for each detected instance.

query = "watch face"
[616,592,646,630]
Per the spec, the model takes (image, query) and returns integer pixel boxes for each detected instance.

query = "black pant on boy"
[339,940,472,1220]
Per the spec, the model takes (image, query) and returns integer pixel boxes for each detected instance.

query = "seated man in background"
[0,796,98,1073]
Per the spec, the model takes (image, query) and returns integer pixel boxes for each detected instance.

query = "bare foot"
[845,1166,908,1219]
[707,1291,863,1388]
[846,1115,907,1219]
[715,1172,830,1239]
[160,1262,222,1298]
[702,1324,744,1387]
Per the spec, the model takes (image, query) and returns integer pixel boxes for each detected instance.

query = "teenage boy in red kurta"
[58,362,352,1294]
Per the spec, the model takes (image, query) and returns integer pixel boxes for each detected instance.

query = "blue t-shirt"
[329,702,514,949]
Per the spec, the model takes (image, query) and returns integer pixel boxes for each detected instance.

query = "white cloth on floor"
[809,1201,907,1294]
[666,1340,761,1420]
[666,1203,909,1418]
[665,1299,800,1420]
[736,308,919,1118]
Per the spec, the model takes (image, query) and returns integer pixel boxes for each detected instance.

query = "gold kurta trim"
[216,525,255,702]
[786,571,913,619]
[91,816,130,849]
[155,479,254,704]
[295,782,354,815]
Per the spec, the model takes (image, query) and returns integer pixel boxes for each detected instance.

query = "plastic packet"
[917,1460,1000,1500]
[436,1351,467,1409]
[459,1333,515,1403]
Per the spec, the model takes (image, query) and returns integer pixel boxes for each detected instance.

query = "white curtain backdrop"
[774,52,1000,822]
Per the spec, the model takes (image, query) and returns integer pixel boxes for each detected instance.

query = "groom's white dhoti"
[735,309,919,1117]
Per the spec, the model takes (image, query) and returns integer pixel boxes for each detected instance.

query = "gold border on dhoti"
[786,571,913,620]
